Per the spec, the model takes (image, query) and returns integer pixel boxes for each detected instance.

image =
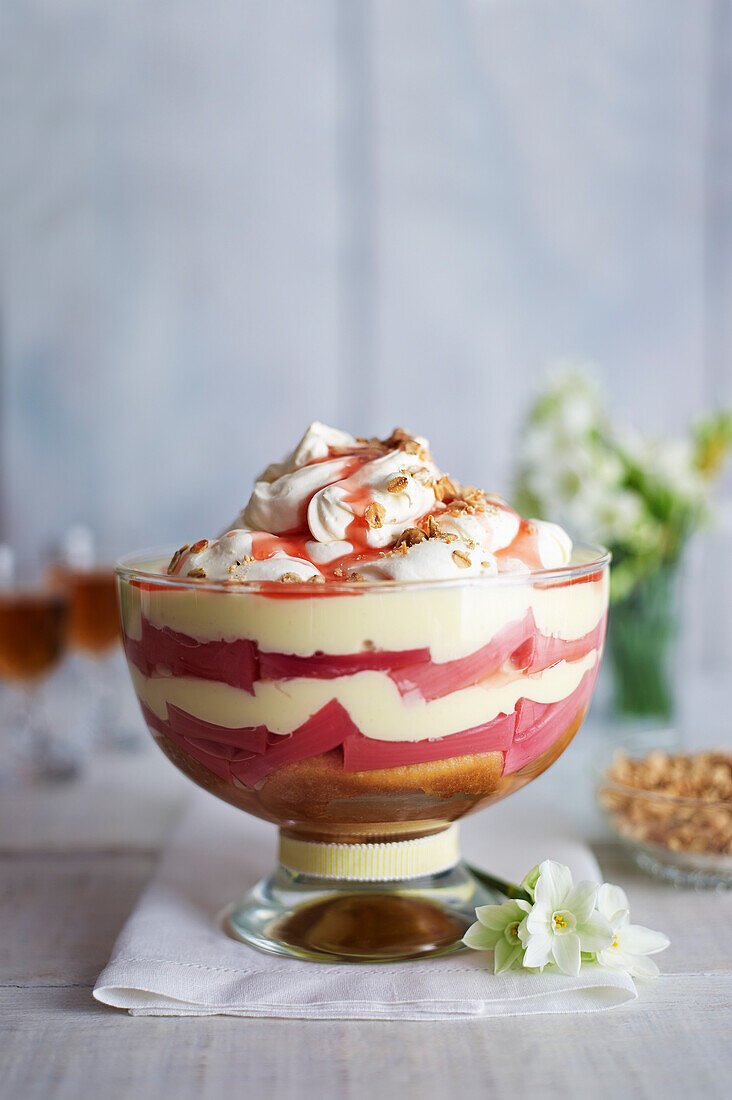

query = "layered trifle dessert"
[118,423,608,842]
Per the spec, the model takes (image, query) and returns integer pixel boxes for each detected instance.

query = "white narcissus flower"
[463,898,532,974]
[518,861,613,976]
[595,883,670,980]
[519,864,541,895]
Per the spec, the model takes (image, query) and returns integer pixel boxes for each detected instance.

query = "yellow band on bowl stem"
[278,826,460,882]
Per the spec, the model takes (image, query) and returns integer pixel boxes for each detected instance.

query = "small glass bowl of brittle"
[598,743,732,888]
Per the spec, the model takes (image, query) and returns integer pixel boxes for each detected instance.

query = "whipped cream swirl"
[169,422,573,583]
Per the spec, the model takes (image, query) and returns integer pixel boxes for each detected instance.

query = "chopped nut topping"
[387,475,409,494]
[411,467,434,487]
[187,567,207,579]
[526,522,537,535]
[228,554,254,572]
[365,502,386,529]
[167,544,190,575]
[190,539,209,554]
[600,750,732,857]
[426,515,442,539]
[433,475,460,503]
[403,440,423,456]
[383,427,413,447]
[446,499,471,513]
[307,574,326,584]
[347,571,366,582]
[279,572,301,583]
[394,527,426,549]
[452,550,471,569]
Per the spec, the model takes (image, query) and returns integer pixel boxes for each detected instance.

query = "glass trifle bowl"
[117,542,609,962]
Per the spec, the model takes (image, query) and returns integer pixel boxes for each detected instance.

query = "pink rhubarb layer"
[124,612,606,699]
[139,667,598,787]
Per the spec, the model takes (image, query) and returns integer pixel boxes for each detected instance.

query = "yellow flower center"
[554,914,568,930]
[611,935,619,949]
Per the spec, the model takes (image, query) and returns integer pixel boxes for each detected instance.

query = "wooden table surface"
[2,738,731,1100]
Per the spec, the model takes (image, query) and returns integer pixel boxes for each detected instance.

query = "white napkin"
[94,788,636,1019]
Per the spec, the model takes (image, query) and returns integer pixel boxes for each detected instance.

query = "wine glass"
[0,544,77,784]
[51,526,144,752]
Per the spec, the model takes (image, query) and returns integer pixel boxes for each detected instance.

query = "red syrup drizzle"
[494,518,545,573]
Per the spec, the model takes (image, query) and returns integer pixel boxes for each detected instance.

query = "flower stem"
[465,863,533,904]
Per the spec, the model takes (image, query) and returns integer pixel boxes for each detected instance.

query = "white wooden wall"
[1,1,730,667]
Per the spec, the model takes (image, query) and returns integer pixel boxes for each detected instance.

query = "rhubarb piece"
[342,711,515,771]
[127,616,431,689]
[142,698,355,786]
[165,703,270,753]
[389,612,533,700]
[510,614,607,675]
[503,669,598,775]
[125,621,259,692]
[259,645,431,681]
[141,703,244,784]
[229,700,358,786]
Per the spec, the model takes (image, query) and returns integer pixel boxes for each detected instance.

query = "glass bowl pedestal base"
[225,825,499,963]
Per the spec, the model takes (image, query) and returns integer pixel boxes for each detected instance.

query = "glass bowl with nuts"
[598,745,732,887]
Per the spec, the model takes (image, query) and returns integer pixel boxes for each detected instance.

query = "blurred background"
[1,2,730,751]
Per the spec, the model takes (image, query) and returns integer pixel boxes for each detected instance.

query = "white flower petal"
[626,954,661,980]
[522,933,554,970]
[596,946,629,971]
[577,912,614,953]
[462,921,498,951]
[475,903,517,932]
[565,879,599,924]
[534,861,573,909]
[520,865,541,894]
[596,883,629,922]
[618,924,670,956]
[552,932,581,976]
[494,938,523,974]
[526,906,552,935]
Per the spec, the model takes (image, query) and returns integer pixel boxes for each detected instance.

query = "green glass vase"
[606,563,680,723]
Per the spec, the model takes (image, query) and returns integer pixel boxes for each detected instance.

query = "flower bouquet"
[464,859,669,983]
[514,368,732,722]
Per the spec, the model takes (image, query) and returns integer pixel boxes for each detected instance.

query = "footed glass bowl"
[117,544,609,962]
